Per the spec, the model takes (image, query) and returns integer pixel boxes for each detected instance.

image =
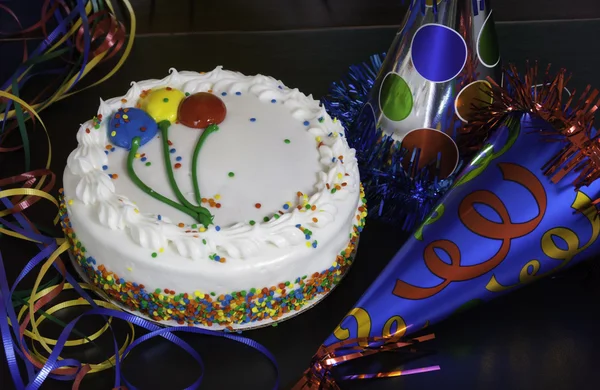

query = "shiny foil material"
[325,113,600,346]
[356,0,500,178]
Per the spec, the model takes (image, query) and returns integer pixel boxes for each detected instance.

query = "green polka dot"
[145,162,151,166]
[151,252,157,258]
[228,172,235,177]
[379,72,413,121]
[263,216,269,222]
[478,12,500,68]
[163,98,169,102]
[249,220,256,225]
[284,139,291,144]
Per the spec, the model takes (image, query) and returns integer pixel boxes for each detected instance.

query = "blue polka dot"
[235,92,241,96]
[271,99,277,103]
[176,156,182,161]
[221,92,227,96]
[283,204,289,210]
[102,165,108,170]
[170,148,176,153]
[158,215,162,220]
[215,226,221,231]
[411,24,467,83]
[141,157,147,162]
[278,86,283,89]
[104,151,109,155]
[303,121,310,126]
[111,147,115,152]
[250,118,256,122]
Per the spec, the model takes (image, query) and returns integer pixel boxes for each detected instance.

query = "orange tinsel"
[462,62,600,192]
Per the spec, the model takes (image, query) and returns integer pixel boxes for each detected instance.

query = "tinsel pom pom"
[322,54,459,231]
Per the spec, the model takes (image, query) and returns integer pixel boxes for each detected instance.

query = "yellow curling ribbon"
[487,191,600,292]
[0,0,138,383]
[0,0,136,117]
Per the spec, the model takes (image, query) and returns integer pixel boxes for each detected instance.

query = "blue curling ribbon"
[70,0,90,91]
[322,53,458,231]
[0,192,279,389]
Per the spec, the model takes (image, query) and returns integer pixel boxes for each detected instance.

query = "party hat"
[321,63,600,351]
[335,0,501,229]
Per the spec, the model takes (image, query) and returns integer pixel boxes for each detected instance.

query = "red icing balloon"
[178,92,227,129]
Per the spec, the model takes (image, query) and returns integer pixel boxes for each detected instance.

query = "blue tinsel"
[322,54,460,231]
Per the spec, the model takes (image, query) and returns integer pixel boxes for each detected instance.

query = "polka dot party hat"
[355,0,501,180]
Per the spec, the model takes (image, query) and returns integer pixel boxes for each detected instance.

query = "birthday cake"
[61,67,366,329]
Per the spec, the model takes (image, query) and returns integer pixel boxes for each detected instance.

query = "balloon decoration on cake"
[295,63,600,388]
[112,88,228,226]
[323,0,501,230]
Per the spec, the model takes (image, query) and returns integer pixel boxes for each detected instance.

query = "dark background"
[2,1,600,390]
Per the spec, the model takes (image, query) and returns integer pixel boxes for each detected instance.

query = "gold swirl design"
[382,315,407,342]
[486,191,600,292]
[333,307,371,346]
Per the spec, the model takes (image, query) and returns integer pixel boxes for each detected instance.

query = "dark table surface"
[3,18,600,390]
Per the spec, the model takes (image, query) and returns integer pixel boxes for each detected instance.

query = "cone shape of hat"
[325,66,600,346]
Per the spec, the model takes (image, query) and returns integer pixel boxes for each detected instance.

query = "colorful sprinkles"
[59,186,366,327]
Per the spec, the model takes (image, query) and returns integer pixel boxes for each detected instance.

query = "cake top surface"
[64,67,359,261]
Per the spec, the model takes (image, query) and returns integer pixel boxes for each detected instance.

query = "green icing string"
[128,137,202,222]
[192,123,219,206]
[158,120,212,222]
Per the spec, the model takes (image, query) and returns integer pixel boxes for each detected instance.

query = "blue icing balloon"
[108,108,158,149]
[411,24,467,83]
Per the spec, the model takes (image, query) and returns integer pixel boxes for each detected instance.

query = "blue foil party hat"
[323,65,600,348]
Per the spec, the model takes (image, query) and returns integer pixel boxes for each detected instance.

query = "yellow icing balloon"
[141,87,185,123]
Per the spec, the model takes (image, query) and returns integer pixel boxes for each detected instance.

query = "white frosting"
[63,67,362,304]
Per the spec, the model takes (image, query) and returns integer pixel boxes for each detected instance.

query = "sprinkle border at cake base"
[58,187,366,330]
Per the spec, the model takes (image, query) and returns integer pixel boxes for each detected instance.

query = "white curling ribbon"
[75,170,115,204]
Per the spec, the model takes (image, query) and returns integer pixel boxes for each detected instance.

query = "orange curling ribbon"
[394,163,547,300]
[293,334,439,389]
[75,10,126,62]
[0,169,56,217]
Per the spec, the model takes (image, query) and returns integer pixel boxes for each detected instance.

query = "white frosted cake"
[61,67,366,329]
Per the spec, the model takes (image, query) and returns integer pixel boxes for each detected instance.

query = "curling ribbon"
[0,105,280,390]
[293,334,439,389]
[0,2,280,388]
